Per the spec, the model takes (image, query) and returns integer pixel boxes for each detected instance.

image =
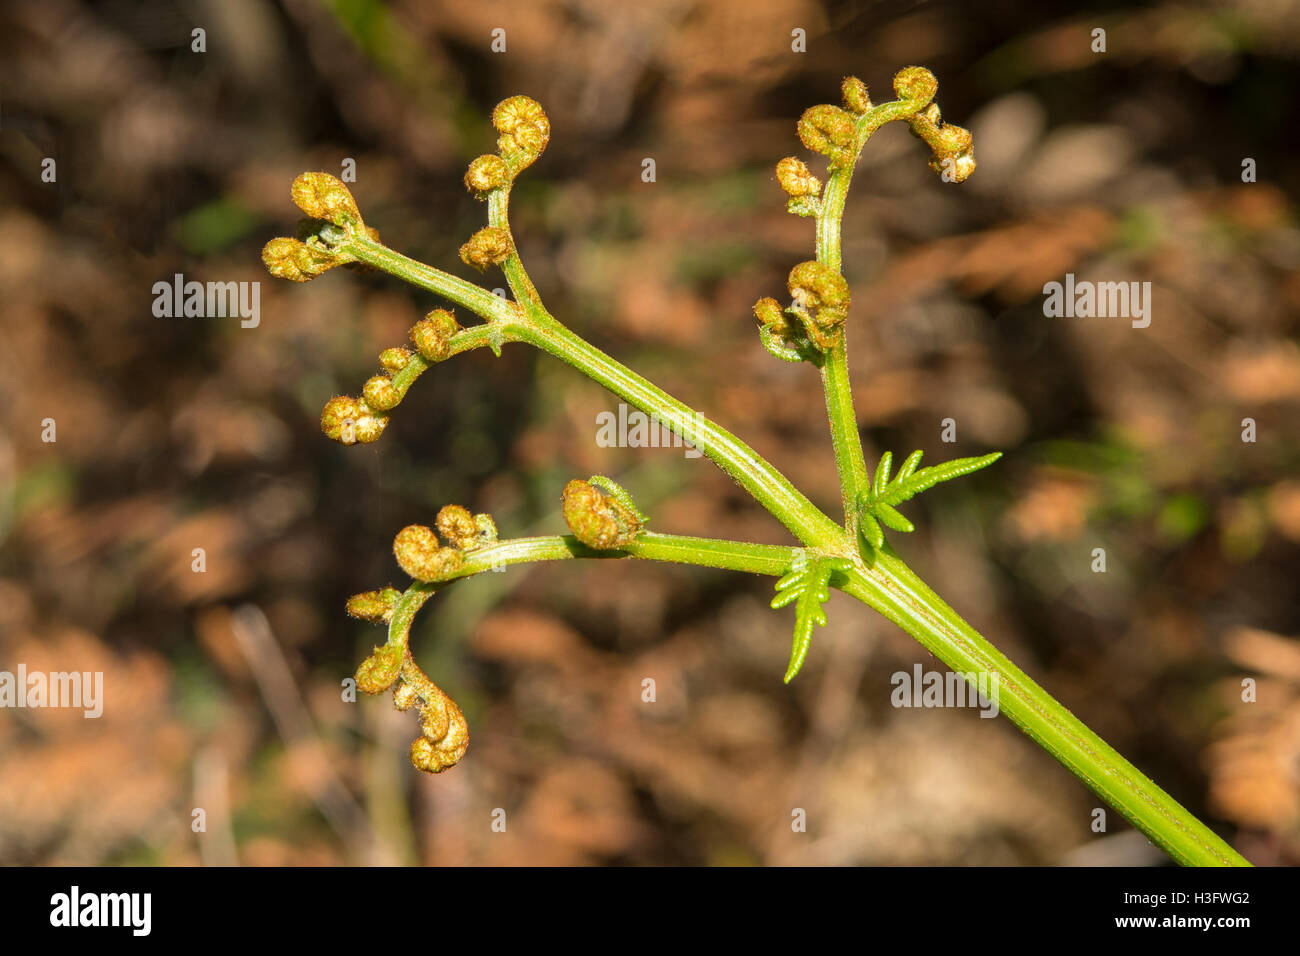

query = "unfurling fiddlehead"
[459,226,514,272]
[349,583,470,773]
[345,504,498,773]
[562,476,647,550]
[753,66,973,364]
[261,172,376,282]
[261,96,559,773]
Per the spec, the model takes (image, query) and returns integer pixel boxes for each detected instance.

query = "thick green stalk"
[795,94,1246,865]
[397,517,1249,865]
[841,547,1248,867]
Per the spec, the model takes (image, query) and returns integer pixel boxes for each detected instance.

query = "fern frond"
[855,450,1001,549]
[770,556,853,683]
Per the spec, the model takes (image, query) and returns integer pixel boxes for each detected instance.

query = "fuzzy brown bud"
[356,643,404,695]
[775,157,821,198]
[410,728,468,774]
[379,347,413,372]
[892,66,939,108]
[320,395,388,445]
[410,309,461,362]
[753,296,804,358]
[435,504,479,550]
[841,76,872,114]
[362,374,401,412]
[459,226,513,272]
[753,297,785,330]
[345,588,400,623]
[262,237,343,282]
[492,95,550,170]
[353,413,388,443]
[393,524,465,581]
[562,479,644,550]
[797,104,856,168]
[406,674,470,773]
[788,261,851,348]
[393,681,419,711]
[290,172,363,228]
[464,154,512,196]
[906,102,976,183]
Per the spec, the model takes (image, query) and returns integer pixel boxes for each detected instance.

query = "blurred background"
[1,0,1298,866]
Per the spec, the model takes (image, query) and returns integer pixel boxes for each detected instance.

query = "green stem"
[344,232,515,321]
[818,344,869,532]
[384,322,525,401]
[418,531,802,584]
[841,547,1249,867]
[487,188,543,308]
[802,92,1242,862]
[517,310,845,546]
[340,231,840,547]
[812,117,873,530]
[394,521,1249,866]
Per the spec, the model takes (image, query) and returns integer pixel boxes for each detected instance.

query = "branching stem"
[282,77,1252,865]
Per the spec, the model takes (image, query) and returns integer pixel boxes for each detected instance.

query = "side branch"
[409,531,804,586]
[517,313,846,547]
[343,231,515,321]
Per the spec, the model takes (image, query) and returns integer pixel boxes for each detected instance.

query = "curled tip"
[405,670,470,773]
[362,374,401,412]
[475,512,498,543]
[907,105,976,183]
[754,296,807,360]
[788,260,850,335]
[410,308,461,362]
[393,524,464,581]
[320,394,362,436]
[775,157,821,198]
[379,347,413,372]
[410,726,468,773]
[492,95,550,171]
[465,154,512,196]
[892,66,938,107]
[562,478,643,550]
[841,76,872,114]
[345,588,401,623]
[797,104,856,168]
[290,172,363,228]
[935,148,976,183]
[354,413,388,443]
[459,226,513,272]
[434,505,496,551]
[355,643,404,695]
[753,296,784,329]
[262,236,342,282]
[321,395,388,444]
[392,681,419,711]
[435,504,479,549]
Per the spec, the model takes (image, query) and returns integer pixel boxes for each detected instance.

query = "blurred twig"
[229,603,396,865]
